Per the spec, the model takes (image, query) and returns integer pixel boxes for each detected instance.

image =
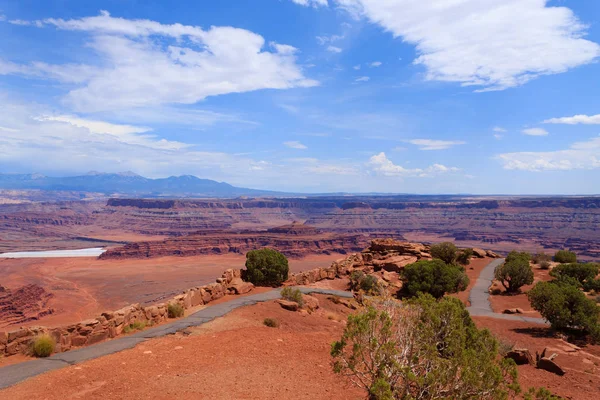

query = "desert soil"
[474,316,600,400]
[488,263,556,318]
[0,295,364,400]
[0,253,343,328]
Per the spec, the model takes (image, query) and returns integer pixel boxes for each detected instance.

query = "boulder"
[537,355,565,376]
[0,331,7,345]
[503,308,524,314]
[228,278,254,294]
[276,299,299,312]
[505,349,534,365]
[7,328,29,342]
[372,255,418,273]
[472,248,487,258]
[301,295,320,313]
[486,250,500,258]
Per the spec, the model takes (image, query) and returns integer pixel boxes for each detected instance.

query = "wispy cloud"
[522,128,549,136]
[369,61,382,67]
[497,136,600,171]
[544,114,600,125]
[368,152,459,178]
[291,0,328,7]
[493,126,507,133]
[355,76,370,82]
[284,140,308,149]
[406,139,466,151]
[327,45,342,53]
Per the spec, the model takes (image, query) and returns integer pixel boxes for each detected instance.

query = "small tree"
[528,280,600,335]
[350,271,383,295]
[550,263,600,287]
[456,248,474,266]
[429,242,458,264]
[402,259,469,299]
[331,295,519,400]
[244,248,289,287]
[531,252,551,265]
[494,258,534,293]
[554,250,577,263]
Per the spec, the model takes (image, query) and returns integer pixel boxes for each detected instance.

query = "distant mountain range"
[0,172,281,198]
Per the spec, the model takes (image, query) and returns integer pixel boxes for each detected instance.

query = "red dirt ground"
[474,316,600,400]
[0,253,342,328]
[488,263,555,318]
[0,295,364,400]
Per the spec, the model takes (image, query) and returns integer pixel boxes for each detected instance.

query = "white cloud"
[370,61,382,67]
[316,34,344,45]
[368,152,459,177]
[335,0,600,91]
[498,136,600,171]
[291,0,329,7]
[327,45,343,53]
[33,115,190,150]
[493,126,507,133]
[493,134,503,140]
[407,139,466,151]
[0,11,317,112]
[284,141,308,149]
[353,64,361,70]
[522,128,548,136]
[355,76,370,82]
[544,114,600,125]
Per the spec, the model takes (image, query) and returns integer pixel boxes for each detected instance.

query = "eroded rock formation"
[0,284,54,328]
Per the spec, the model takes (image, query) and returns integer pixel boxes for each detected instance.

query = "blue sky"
[0,0,599,194]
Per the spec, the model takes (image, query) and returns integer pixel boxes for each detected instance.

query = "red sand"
[0,296,364,400]
[0,254,342,328]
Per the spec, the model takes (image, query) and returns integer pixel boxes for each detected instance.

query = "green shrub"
[167,303,185,318]
[550,263,599,287]
[524,387,563,400]
[123,321,146,334]
[429,242,458,264]
[402,259,469,299]
[244,248,289,287]
[280,287,304,307]
[583,278,600,292]
[494,258,534,293]
[554,250,577,263]
[331,294,519,399]
[532,252,551,265]
[505,250,531,263]
[32,334,55,358]
[349,271,382,295]
[263,318,279,328]
[539,260,551,270]
[527,280,599,335]
[456,248,474,266]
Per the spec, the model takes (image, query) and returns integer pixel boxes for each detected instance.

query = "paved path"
[0,288,353,390]
[0,259,548,389]
[467,258,548,325]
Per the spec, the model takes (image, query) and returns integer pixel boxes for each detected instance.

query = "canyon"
[1,196,598,258]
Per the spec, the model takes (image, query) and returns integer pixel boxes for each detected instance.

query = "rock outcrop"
[0,267,251,358]
[100,231,369,260]
[0,284,54,328]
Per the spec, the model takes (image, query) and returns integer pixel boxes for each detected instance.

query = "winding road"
[0,258,548,389]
